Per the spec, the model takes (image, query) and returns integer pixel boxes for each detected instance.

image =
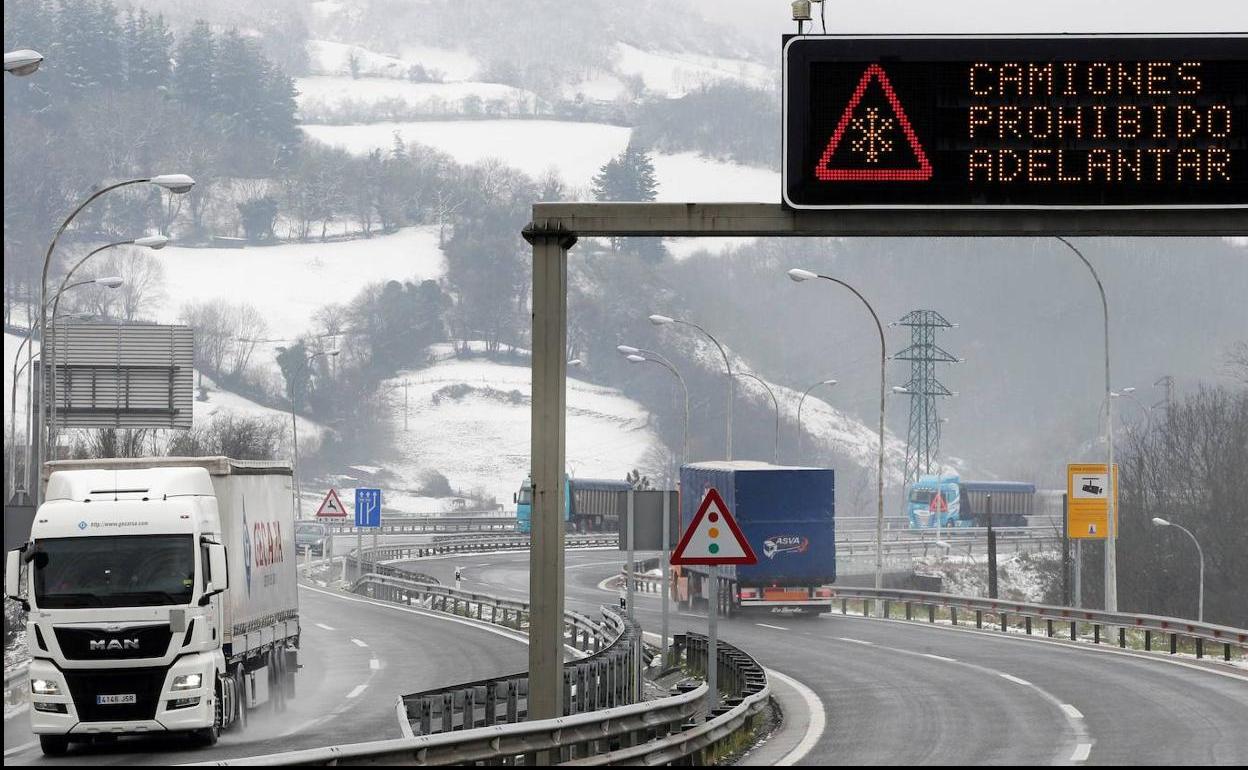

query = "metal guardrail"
[191,627,769,766]
[325,514,517,535]
[828,586,1248,662]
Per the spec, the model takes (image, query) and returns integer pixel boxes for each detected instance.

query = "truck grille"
[62,666,168,722]
[55,624,172,661]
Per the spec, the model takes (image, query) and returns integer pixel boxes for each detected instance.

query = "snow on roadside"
[651,152,778,202]
[384,347,659,506]
[303,120,632,188]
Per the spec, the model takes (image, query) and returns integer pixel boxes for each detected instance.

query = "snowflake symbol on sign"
[849,107,895,163]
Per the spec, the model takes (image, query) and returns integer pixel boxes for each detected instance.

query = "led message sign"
[782,35,1248,209]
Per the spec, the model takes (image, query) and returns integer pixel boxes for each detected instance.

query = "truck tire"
[233,666,248,729]
[39,735,70,756]
[195,680,223,746]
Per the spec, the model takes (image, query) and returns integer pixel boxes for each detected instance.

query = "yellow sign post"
[1067,463,1118,539]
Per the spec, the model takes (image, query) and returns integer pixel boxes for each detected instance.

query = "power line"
[890,309,959,486]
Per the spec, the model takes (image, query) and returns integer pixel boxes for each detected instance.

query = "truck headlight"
[171,673,202,691]
[31,678,60,695]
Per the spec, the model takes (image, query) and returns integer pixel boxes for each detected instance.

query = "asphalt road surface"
[3,582,527,765]
[408,548,1248,766]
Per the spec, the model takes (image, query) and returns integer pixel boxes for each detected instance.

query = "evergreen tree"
[173,20,215,109]
[591,142,664,261]
[125,9,172,92]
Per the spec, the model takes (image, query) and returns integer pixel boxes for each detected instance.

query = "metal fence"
[827,586,1248,662]
[324,514,518,535]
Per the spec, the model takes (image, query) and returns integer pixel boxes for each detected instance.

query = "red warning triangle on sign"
[815,63,932,182]
[316,488,347,518]
[671,488,757,566]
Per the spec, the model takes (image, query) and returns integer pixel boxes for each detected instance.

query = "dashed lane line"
[351,638,369,648]
[1061,704,1085,720]
[346,684,368,699]
[315,623,336,631]
[1000,673,1032,686]
[837,637,875,646]
[756,623,790,631]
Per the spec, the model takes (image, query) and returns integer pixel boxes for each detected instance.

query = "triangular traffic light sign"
[316,488,347,518]
[815,63,932,182]
[671,488,757,566]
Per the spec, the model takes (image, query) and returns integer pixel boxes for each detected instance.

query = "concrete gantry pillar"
[522,221,576,727]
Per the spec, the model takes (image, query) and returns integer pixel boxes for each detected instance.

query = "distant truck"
[674,462,836,616]
[514,475,633,534]
[906,473,1036,528]
[6,457,300,756]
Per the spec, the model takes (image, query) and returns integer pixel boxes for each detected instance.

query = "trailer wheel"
[39,736,69,756]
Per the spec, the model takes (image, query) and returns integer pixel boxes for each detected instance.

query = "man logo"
[90,638,140,652]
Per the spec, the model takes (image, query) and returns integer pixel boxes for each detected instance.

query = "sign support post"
[707,565,718,712]
[626,488,635,622]
[661,489,671,667]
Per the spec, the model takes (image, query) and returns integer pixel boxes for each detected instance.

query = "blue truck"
[675,462,836,617]
[513,475,633,534]
[906,473,1036,528]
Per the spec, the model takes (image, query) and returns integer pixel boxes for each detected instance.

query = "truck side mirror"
[5,550,22,603]
[200,541,228,605]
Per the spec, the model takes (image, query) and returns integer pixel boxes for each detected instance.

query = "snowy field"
[383,349,659,507]
[192,373,325,443]
[615,43,775,98]
[303,120,633,188]
[148,226,445,342]
[650,152,778,202]
[296,76,537,119]
[307,39,483,83]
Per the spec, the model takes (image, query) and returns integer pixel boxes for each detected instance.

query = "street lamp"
[34,178,193,506]
[4,49,43,76]
[796,379,837,462]
[735,371,780,465]
[788,267,888,596]
[289,349,339,519]
[620,346,689,467]
[46,236,170,449]
[649,314,734,460]
[1152,517,1204,622]
[1056,236,1118,612]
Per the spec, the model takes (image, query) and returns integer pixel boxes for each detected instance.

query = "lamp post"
[735,371,780,465]
[4,49,43,76]
[1056,236,1117,612]
[796,379,837,462]
[649,314,734,461]
[619,345,689,468]
[289,349,339,519]
[788,268,888,596]
[34,176,193,506]
[47,235,168,445]
[1152,517,1204,622]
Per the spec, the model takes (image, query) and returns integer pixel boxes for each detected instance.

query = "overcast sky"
[711,0,1248,40]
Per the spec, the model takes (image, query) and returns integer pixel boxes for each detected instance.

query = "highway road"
[3,582,528,765]
[405,548,1248,766]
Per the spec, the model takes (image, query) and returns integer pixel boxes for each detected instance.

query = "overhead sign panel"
[1066,463,1119,539]
[783,35,1248,209]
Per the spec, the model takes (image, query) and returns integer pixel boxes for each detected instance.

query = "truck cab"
[906,473,962,528]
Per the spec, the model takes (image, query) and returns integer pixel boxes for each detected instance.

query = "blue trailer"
[676,462,836,616]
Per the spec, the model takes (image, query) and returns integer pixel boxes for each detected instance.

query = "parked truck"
[5,456,300,756]
[514,475,633,534]
[906,473,1036,528]
[674,462,836,616]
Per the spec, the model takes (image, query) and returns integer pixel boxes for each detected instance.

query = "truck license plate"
[96,694,136,705]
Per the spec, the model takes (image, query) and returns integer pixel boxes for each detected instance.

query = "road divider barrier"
[827,586,1247,662]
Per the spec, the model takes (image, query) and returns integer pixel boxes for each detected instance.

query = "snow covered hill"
[380,345,660,509]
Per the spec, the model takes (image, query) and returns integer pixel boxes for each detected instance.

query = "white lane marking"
[768,668,826,767]
[1000,673,1032,686]
[315,622,336,631]
[370,658,381,670]
[923,653,957,662]
[3,741,38,757]
[1071,743,1093,763]
[679,612,704,619]
[351,638,369,648]
[346,684,368,699]
[756,623,790,631]
[838,637,874,646]
[1061,703,1085,720]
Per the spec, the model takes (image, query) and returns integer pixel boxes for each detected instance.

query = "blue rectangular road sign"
[355,488,382,528]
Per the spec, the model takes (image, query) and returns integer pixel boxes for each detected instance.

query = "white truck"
[5,456,300,756]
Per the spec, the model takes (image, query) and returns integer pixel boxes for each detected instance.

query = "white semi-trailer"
[5,456,300,756]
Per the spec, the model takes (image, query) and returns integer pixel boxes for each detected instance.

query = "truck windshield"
[909,489,934,504]
[33,535,196,609]
[517,487,532,505]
